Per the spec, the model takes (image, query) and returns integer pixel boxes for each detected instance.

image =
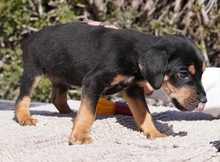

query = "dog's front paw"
[19,117,38,126]
[144,129,168,140]
[69,130,93,145]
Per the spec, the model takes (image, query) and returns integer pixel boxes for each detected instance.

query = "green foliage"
[150,12,180,36]
[0,47,22,100]
[0,0,83,101]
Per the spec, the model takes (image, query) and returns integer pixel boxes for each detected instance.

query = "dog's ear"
[138,47,168,90]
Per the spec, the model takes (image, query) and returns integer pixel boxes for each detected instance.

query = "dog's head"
[139,34,207,111]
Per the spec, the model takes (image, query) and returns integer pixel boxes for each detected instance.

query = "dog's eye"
[178,70,189,79]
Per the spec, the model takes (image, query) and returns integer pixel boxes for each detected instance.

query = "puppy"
[15,22,207,145]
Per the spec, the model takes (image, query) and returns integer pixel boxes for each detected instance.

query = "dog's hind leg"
[15,72,42,126]
[121,85,167,140]
[51,83,72,113]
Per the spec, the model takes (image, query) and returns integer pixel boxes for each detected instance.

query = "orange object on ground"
[96,98,132,116]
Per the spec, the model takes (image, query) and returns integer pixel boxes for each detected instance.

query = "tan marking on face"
[69,97,95,144]
[162,77,197,111]
[188,65,195,75]
[162,79,189,99]
[121,90,167,139]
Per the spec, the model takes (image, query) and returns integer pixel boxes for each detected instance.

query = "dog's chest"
[103,75,145,95]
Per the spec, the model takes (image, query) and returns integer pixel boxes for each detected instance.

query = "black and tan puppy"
[15,22,207,145]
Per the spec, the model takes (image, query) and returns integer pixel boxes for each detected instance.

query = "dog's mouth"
[195,102,205,112]
[171,98,205,112]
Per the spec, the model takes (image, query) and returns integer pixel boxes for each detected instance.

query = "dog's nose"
[200,96,207,103]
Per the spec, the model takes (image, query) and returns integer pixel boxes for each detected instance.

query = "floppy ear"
[138,47,168,90]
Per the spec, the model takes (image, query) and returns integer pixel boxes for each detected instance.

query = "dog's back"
[21,22,157,85]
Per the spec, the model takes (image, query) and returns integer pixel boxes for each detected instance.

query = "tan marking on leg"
[188,65,195,75]
[69,98,95,145]
[15,96,38,125]
[51,85,72,113]
[15,76,42,126]
[30,76,42,96]
[121,90,167,139]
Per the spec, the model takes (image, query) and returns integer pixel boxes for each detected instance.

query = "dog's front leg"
[68,96,96,145]
[69,75,105,145]
[121,85,167,139]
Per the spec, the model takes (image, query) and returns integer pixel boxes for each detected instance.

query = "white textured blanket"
[1,100,220,162]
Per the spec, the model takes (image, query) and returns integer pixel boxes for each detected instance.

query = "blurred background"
[0,0,219,103]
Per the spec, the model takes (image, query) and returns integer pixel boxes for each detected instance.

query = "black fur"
[17,22,206,114]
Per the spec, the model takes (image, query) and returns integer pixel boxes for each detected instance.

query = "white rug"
[1,100,220,162]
